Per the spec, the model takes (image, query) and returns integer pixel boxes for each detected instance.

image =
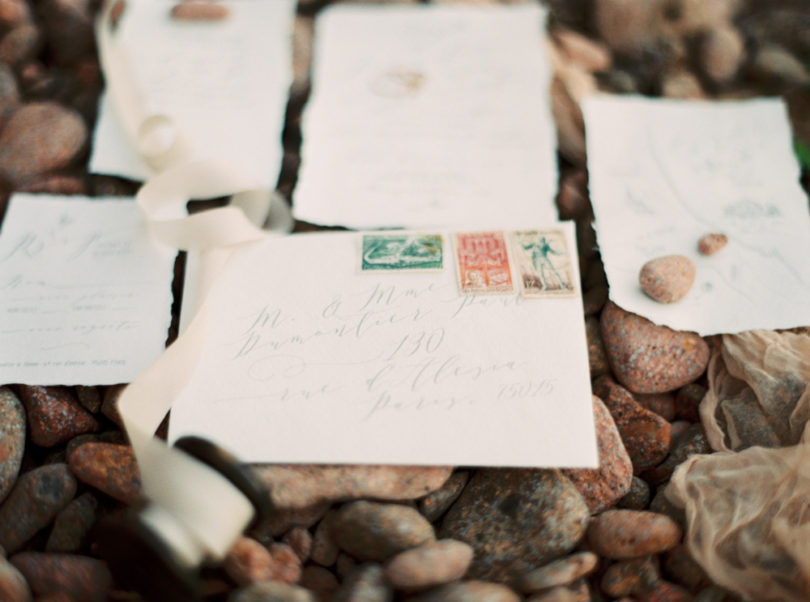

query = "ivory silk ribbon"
[95,0,292,563]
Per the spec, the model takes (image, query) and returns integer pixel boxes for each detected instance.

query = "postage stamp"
[453,231,515,295]
[361,233,443,271]
[509,229,576,297]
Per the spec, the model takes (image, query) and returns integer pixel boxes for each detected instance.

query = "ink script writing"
[168,231,597,467]
[0,195,176,385]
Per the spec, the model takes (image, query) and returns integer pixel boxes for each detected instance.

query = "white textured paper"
[294,3,558,229]
[0,194,176,385]
[90,0,295,189]
[169,225,597,467]
[585,96,810,335]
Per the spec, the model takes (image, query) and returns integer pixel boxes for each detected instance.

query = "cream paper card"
[169,224,598,467]
[0,194,176,385]
[584,96,810,335]
[90,0,295,189]
[294,3,559,229]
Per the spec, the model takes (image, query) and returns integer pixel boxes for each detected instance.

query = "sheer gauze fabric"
[667,330,810,601]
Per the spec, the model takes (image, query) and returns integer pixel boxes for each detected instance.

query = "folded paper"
[169,224,598,468]
[294,3,559,229]
[0,194,175,385]
[584,96,810,335]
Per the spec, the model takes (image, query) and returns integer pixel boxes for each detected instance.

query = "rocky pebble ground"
[0,0,808,600]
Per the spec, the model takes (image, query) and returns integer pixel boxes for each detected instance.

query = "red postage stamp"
[453,231,514,295]
[509,229,576,297]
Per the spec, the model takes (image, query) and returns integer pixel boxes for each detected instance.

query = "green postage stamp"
[361,233,444,271]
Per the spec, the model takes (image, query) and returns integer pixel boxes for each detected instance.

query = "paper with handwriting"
[90,0,295,189]
[584,96,810,335]
[169,225,597,467]
[294,3,558,229]
[0,194,176,385]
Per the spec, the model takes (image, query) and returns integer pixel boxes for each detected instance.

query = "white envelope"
[169,224,597,468]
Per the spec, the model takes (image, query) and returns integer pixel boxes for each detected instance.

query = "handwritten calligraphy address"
[170,228,597,468]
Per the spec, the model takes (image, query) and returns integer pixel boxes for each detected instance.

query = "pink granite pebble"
[697,233,728,256]
[600,302,709,394]
[639,255,696,303]
[588,510,682,559]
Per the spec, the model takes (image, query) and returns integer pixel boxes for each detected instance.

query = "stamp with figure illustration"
[509,229,575,297]
[361,233,444,271]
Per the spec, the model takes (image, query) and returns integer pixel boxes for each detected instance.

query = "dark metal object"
[96,505,202,601]
[174,435,273,528]
[96,437,272,601]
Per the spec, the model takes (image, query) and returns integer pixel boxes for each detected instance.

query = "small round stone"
[562,396,633,512]
[0,0,30,28]
[700,26,744,84]
[440,469,589,583]
[418,471,469,522]
[310,512,339,566]
[669,421,692,445]
[74,386,101,414]
[228,581,315,602]
[592,376,672,472]
[556,170,591,221]
[67,442,140,503]
[587,510,682,559]
[617,476,651,510]
[634,580,693,602]
[0,387,25,504]
[0,464,77,554]
[410,580,520,602]
[331,501,435,562]
[0,103,87,186]
[634,392,675,422]
[301,566,339,600]
[0,63,20,118]
[10,553,112,601]
[282,527,312,563]
[45,492,98,553]
[663,544,710,591]
[643,424,711,486]
[0,24,40,66]
[334,553,356,580]
[517,552,598,593]
[674,383,706,422]
[224,536,276,586]
[259,501,329,538]
[585,317,610,378]
[0,555,30,602]
[332,563,391,602]
[661,69,705,99]
[16,386,98,448]
[697,233,728,256]
[554,29,612,73]
[264,543,303,585]
[639,255,696,303]
[170,1,230,21]
[526,580,590,602]
[649,487,686,527]
[384,539,473,591]
[601,556,659,597]
[253,465,451,510]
